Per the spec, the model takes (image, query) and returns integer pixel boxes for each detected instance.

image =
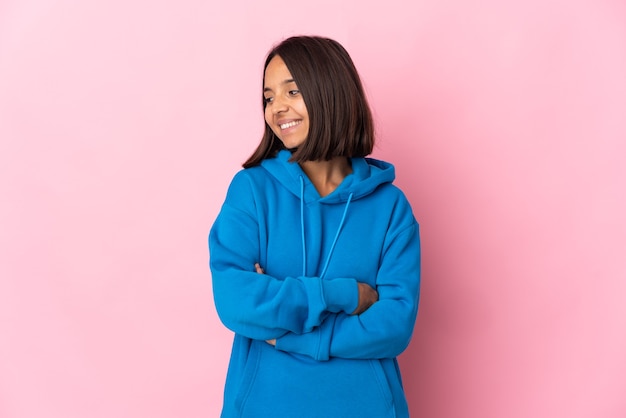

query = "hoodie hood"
[260,149,397,279]
[260,150,396,204]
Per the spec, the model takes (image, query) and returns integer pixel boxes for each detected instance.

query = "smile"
[279,120,301,130]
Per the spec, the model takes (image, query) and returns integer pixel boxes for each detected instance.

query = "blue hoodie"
[209,150,420,418]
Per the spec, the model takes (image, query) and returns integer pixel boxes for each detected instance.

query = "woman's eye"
[289,90,300,96]
[264,96,274,104]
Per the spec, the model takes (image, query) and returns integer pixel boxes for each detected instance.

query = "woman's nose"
[272,97,288,113]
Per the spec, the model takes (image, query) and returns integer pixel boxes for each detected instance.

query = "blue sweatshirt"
[209,150,420,418]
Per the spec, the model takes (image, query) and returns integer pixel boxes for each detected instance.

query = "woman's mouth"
[279,120,302,130]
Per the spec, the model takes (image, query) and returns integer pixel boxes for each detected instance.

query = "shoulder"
[220,168,264,214]
[226,166,270,194]
[373,182,415,211]
[372,183,419,236]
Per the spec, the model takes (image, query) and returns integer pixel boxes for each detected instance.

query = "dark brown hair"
[243,36,375,168]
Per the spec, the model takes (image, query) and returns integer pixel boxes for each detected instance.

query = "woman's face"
[263,55,309,150]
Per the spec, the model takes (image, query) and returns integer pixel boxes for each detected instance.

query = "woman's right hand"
[351,282,378,315]
[255,263,377,315]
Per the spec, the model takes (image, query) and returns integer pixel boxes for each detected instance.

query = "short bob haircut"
[243,36,375,168]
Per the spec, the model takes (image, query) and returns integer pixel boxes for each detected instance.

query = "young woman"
[209,36,421,418]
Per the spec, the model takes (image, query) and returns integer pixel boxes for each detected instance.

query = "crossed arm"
[254,263,379,346]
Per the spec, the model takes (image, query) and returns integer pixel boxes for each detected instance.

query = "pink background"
[1,0,625,417]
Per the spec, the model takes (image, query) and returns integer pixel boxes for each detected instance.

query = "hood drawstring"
[319,192,353,280]
[299,175,353,280]
[299,176,307,277]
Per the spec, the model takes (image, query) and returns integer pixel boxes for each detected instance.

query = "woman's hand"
[255,263,264,274]
[254,262,376,336]
[352,282,378,315]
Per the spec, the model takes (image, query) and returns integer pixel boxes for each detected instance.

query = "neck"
[300,157,352,197]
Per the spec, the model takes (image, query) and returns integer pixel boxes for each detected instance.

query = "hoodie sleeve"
[209,171,359,341]
[274,219,420,360]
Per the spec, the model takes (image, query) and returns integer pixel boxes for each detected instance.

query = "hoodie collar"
[260,150,395,204]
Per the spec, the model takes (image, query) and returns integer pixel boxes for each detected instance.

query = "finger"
[254,263,264,274]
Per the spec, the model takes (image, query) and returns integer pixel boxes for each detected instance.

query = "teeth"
[280,120,301,129]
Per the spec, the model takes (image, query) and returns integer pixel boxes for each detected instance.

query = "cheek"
[264,108,271,124]
[264,110,280,135]
[297,101,309,121]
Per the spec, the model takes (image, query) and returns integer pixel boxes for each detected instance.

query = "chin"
[280,140,305,150]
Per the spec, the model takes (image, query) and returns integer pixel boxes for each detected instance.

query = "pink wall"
[1,1,625,417]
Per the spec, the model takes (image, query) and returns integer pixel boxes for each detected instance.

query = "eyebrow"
[263,78,296,92]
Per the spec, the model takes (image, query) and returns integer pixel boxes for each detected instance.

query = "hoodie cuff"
[321,278,358,314]
[276,328,323,360]
[275,314,337,361]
